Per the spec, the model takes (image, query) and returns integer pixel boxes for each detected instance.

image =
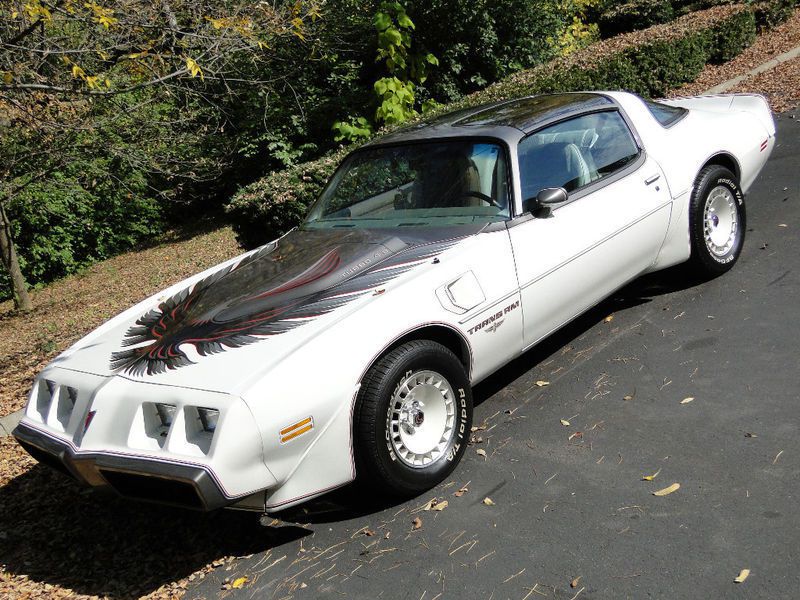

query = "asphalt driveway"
[180,113,800,599]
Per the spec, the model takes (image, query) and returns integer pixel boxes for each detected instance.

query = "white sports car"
[14,91,775,512]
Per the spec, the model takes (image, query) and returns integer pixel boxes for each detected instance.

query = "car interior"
[518,110,640,202]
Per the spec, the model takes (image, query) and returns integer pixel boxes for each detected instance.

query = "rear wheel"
[688,165,746,277]
[354,340,472,496]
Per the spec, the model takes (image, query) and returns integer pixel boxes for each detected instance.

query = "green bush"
[670,0,739,17]
[1,160,162,297]
[712,6,758,61]
[411,0,573,102]
[226,149,350,249]
[226,4,757,248]
[598,0,675,37]
[753,0,799,31]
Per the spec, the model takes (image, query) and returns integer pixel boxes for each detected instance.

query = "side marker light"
[280,417,313,443]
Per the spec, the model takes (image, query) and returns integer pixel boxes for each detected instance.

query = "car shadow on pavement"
[0,464,311,598]
[473,264,705,405]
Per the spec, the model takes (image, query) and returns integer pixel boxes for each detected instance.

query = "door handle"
[644,174,661,185]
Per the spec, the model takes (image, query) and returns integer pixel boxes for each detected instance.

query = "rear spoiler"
[661,94,776,137]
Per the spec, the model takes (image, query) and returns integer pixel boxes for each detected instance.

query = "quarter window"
[518,111,640,201]
[644,100,687,127]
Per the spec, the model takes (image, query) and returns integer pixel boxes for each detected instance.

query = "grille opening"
[17,440,75,479]
[99,469,204,509]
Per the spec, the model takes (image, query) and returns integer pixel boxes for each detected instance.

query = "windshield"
[305,140,510,229]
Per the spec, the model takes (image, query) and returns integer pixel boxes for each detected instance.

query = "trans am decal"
[110,231,460,376]
[467,300,520,335]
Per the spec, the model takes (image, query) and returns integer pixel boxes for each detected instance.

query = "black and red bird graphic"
[110,229,461,376]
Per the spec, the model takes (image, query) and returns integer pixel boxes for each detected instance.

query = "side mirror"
[537,187,568,205]
[523,187,568,217]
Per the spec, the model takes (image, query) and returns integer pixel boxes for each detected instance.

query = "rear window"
[644,100,687,127]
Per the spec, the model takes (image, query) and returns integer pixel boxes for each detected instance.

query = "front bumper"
[13,421,246,511]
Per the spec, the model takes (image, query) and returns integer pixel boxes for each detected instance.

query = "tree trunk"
[0,202,32,312]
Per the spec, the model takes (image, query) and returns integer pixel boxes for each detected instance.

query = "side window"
[518,111,640,201]
[644,100,687,127]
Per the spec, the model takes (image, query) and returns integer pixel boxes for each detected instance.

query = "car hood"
[51,226,476,392]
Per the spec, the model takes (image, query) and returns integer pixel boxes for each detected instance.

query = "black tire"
[688,165,746,277]
[354,340,472,497]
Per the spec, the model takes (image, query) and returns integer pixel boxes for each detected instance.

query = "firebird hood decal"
[110,228,463,376]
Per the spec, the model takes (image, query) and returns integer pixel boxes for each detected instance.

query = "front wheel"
[354,340,472,497]
[688,165,746,277]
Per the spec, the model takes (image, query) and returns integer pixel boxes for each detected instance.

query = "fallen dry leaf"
[571,576,582,588]
[734,569,750,583]
[560,419,571,427]
[419,498,436,511]
[412,517,422,530]
[568,431,583,441]
[744,432,757,438]
[535,380,550,387]
[454,486,469,497]
[431,500,448,511]
[476,448,487,459]
[232,577,248,589]
[483,497,495,506]
[653,482,680,496]
[623,394,634,401]
[363,529,376,536]
[604,314,614,322]
[642,468,662,481]
[680,397,695,404]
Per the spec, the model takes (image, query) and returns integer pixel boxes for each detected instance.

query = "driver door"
[508,109,672,350]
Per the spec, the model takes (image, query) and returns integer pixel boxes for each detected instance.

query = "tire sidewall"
[690,166,746,275]
[362,343,472,495]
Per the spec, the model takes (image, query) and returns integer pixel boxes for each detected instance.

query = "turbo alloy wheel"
[388,369,456,468]
[703,185,739,257]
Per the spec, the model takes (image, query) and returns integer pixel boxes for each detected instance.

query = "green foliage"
[332,117,374,142]
[410,0,572,102]
[712,7,757,62]
[333,1,438,142]
[226,5,759,248]
[753,0,799,31]
[597,0,676,37]
[226,148,351,249]
[0,159,162,298]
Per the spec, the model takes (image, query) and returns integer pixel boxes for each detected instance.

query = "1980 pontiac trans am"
[14,91,775,513]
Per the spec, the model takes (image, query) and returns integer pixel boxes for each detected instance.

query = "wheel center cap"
[400,400,424,434]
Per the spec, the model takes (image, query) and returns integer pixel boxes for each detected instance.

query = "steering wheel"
[460,190,502,209]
